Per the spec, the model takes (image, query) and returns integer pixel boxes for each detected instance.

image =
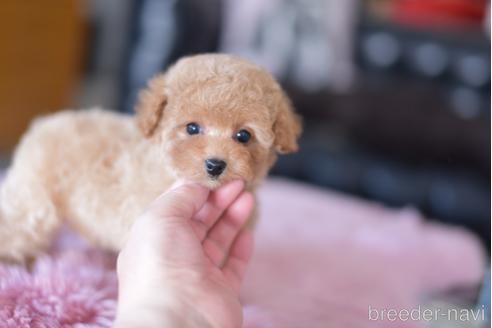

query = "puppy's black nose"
[205,158,227,177]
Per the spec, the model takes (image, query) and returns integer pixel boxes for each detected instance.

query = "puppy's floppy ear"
[273,92,302,154]
[135,74,167,137]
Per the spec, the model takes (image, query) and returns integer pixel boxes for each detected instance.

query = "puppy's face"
[161,96,277,188]
[135,54,301,188]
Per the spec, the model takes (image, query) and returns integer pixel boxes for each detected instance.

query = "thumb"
[145,182,210,221]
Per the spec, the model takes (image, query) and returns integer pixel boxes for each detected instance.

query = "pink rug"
[0,178,485,327]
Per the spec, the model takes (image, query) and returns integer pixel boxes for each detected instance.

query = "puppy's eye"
[186,122,201,135]
[234,129,251,144]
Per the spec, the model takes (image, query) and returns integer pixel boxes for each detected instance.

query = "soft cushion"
[0,177,485,327]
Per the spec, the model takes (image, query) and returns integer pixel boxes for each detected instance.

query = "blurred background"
[0,0,489,249]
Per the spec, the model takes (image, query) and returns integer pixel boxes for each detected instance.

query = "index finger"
[192,180,245,241]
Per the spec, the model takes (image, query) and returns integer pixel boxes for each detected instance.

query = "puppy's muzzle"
[205,158,226,178]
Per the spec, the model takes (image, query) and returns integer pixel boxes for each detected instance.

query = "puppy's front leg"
[0,169,61,263]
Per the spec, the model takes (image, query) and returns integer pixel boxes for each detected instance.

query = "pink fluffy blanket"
[0,178,485,327]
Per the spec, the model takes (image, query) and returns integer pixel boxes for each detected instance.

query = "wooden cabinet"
[0,1,85,150]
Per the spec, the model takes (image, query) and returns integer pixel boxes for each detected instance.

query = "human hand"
[114,180,254,328]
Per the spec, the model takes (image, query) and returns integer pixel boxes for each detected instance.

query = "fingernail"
[230,179,245,187]
[169,179,193,191]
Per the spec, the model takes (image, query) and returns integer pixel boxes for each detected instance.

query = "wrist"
[116,269,242,328]
[114,301,212,328]
[115,276,214,328]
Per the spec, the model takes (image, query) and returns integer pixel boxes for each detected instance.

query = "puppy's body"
[1,110,171,256]
[0,54,301,261]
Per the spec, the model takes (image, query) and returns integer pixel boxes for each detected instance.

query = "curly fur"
[0,54,301,262]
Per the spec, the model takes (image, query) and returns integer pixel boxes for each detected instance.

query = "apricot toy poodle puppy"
[0,54,301,262]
